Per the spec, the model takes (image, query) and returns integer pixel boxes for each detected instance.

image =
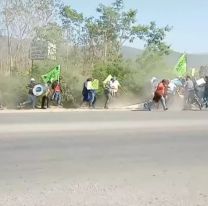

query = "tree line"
[0,0,173,108]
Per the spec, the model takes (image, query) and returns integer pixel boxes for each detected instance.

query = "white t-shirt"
[110,80,120,92]
[85,81,93,90]
[168,81,177,94]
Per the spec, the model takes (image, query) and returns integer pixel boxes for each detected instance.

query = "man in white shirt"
[104,77,120,109]
[168,80,177,95]
[109,77,120,96]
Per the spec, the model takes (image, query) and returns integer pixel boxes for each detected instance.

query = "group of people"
[3,73,208,111]
[19,75,121,110]
[19,78,63,109]
[81,76,121,109]
[146,75,208,111]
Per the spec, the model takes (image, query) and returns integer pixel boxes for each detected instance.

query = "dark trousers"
[41,95,49,108]
[104,90,112,109]
[81,90,96,108]
[184,90,195,105]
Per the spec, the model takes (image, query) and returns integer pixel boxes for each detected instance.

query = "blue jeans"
[23,94,36,109]
[53,92,62,105]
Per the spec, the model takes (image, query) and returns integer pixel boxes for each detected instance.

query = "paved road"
[0,110,208,206]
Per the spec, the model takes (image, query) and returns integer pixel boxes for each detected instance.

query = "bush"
[92,61,132,95]
[0,74,28,108]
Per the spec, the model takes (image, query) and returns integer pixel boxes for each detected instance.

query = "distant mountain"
[121,46,143,59]
[122,46,208,68]
[165,51,208,68]
[0,34,208,69]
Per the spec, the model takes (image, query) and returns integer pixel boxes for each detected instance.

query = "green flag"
[103,75,112,86]
[175,54,187,77]
[41,65,61,83]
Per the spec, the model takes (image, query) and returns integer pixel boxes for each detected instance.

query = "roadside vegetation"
[0,0,173,108]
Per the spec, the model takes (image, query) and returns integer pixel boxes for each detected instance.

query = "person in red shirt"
[148,79,168,111]
[52,80,62,107]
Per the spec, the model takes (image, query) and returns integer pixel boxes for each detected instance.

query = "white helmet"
[30,78,35,82]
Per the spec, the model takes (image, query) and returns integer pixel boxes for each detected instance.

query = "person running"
[183,76,195,108]
[110,77,120,97]
[19,78,37,109]
[104,77,120,109]
[81,78,96,108]
[183,75,202,110]
[148,79,168,111]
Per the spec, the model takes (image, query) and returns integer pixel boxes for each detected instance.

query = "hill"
[122,46,208,68]
[0,35,208,70]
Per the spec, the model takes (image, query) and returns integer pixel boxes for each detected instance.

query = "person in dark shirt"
[81,78,96,108]
[41,81,52,109]
[20,78,37,109]
[203,76,208,108]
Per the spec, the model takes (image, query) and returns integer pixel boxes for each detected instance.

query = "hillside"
[0,35,208,70]
[122,46,208,68]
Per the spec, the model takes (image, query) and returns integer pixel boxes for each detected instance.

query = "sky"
[63,0,208,54]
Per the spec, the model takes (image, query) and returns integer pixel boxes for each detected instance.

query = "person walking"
[41,81,52,109]
[183,76,195,109]
[81,78,96,108]
[104,77,120,109]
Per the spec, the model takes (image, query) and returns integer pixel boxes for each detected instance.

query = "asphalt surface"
[0,110,208,206]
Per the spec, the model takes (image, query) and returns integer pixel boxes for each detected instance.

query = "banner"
[196,78,206,86]
[103,75,112,85]
[91,79,99,90]
[175,54,187,77]
[41,65,60,83]
[191,68,196,77]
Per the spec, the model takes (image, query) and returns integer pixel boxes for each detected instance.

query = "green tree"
[60,0,171,66]
[35,23,63,44]
[0,0,59,74]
